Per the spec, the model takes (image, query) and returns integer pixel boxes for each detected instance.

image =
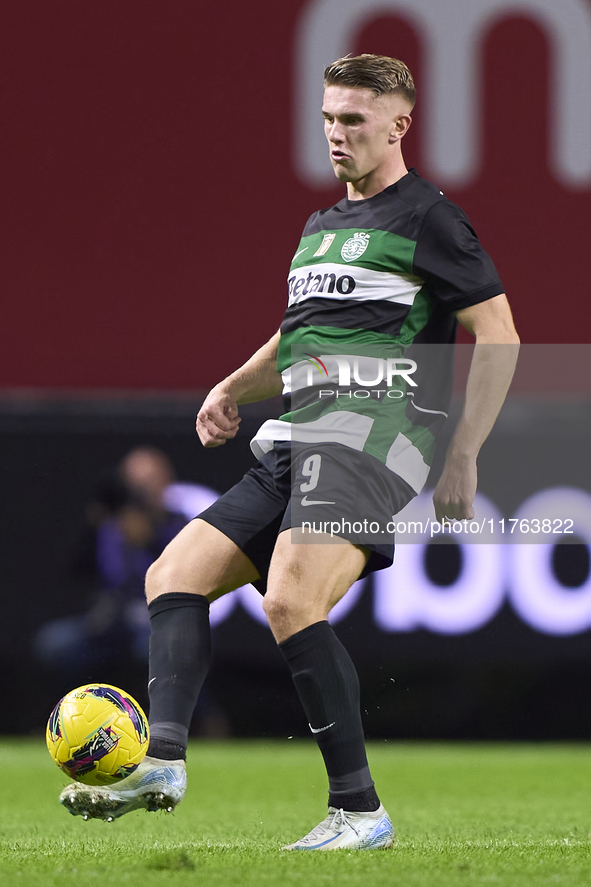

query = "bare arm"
[432,294,520,522]
[196,330,283,448]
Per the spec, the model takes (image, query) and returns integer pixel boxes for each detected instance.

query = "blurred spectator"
[34,447,187,671]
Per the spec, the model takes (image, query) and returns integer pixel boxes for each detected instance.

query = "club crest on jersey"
[341,232,370,262]
[313,233,336,257]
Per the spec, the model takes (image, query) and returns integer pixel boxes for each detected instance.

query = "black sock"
[146,592,211,759]
[279,621,379,812]
[148,739,187,761]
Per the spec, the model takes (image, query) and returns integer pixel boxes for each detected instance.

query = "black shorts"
[197,442,416,594]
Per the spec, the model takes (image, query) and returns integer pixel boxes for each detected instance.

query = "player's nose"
[325,120,344,143]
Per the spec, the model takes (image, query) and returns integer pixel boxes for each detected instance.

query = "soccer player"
[61,55,519,849]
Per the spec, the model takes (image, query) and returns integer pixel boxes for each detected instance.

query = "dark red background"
[2,1,590,391]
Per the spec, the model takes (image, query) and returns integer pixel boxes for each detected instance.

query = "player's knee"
[146,544,217,603]
[263,592,307,635]
[262,593,284,626]
[145,554,198,603]
[145,556,167,602]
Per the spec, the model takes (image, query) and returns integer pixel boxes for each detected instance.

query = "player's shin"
[279,620,380,812]
[147,592,212,760]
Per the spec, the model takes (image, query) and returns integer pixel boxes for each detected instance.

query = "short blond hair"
[324,54,416,108]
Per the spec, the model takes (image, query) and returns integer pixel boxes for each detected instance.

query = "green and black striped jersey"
[251,169,504,494]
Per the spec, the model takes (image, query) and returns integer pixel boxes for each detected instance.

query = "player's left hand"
[432,456,477,524]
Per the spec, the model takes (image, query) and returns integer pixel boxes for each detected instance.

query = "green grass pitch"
[1,739,591,886]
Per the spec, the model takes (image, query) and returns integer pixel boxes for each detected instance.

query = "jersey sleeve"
[412,200,504,311]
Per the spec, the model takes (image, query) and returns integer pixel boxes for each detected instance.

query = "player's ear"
[389,113,412,143]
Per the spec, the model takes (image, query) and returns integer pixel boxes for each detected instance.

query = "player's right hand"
[196,388,241,447]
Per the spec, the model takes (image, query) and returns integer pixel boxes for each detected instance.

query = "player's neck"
[346,155,408,201]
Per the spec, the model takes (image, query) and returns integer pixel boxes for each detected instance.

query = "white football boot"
[59,756,187,821]
[283,804,395,850]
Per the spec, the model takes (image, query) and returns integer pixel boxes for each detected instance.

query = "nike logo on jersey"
[292,247,308,261]
[301,495,336,506]
[309,722,336,734]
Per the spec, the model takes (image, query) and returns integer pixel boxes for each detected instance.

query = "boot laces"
[329,808,360,836]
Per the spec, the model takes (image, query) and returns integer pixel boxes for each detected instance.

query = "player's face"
[322,86,410,190]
